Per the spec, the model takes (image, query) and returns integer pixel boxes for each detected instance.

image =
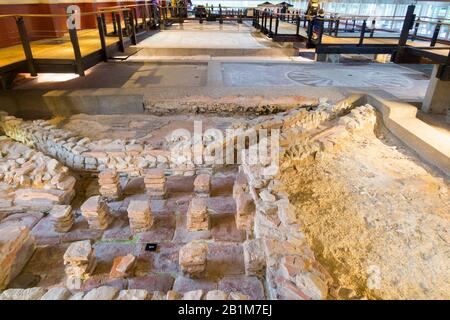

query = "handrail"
[0,8,133,19]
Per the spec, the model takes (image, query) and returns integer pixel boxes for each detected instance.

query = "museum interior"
[0,0,448,301]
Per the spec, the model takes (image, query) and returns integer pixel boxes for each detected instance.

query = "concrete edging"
[367,94,450,176]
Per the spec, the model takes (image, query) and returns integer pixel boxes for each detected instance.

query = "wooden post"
[398,4,416,46]
[115,13,125,52]
[142,4,149,31]
[144,0,151,30]
[97,15,108,62]
[269,13,273,36]
[412,20,420,41]
[15,17,37,76]
[101,13,107,35]
[129,9,137,45]
[430,21,441,47]
[358,20,366,46]
[112,12,117,35]
[263,12,267,32]
[123,10,130,36]
[133,7,138,30]
[275,15,279,36]
[69,27,85,76]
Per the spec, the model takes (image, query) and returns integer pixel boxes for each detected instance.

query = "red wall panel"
[0,1,141,48]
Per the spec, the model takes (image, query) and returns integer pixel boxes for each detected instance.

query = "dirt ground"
[279,125,450,300]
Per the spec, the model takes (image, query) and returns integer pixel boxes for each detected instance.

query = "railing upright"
[130,9,137,45]
[68,27,85,76]
[101,13,107,34]
[112,12,117,35]
[115,12,125,52]
[430,21,442,47]
[399,4,416,46]
[412,20,420,41]
[15,16,37,76]
[97,15,108,62]
[358,20,366,46]
[269,13,273,36]
[275,14,279,36]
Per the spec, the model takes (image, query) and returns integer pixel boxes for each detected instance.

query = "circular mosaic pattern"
[286,67,414,88]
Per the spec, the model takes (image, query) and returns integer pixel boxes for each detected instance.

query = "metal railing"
[253,8,450,47]
[0,3,160,82]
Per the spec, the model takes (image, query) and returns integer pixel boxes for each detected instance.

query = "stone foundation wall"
[0,112,210,177]
[238,104,378,300]
[0,136,76,211]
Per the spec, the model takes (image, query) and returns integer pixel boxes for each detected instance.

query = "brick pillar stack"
[80,195,111,230]
[187,197,210,231]
[127,200,153,233]
[144,169,167,199]
[98,169,121,200]
[49,205,74,233]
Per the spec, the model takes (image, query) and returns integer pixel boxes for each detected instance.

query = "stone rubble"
[0,103,393,300]
[0,224,35,290]
[186,197,210,231]
[63,240,96,289]
[49,205,74,233]
[193,174,211,197]
[80,195,111,230]
[233,171,249,199]
[183,289,204,300]
[179,241,208,278]
[243,239,266,276]
[117,289,150,300]
[83,286,119,300]
[205,290,228,300]
[127,200,153,234]
[0,112,201,177]
[40,287,71,300]
[228,292,250,300]
[0,287,46,300]
[235,192,255,231]
[98,169,122,200]
[110,254,136,278]
[144,169,167,199]
[0,136,76,210]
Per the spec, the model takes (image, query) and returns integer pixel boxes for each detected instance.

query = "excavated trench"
[276,119,450,300]
[0,98,448,300]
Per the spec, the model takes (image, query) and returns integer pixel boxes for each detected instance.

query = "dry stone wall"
[237,104,378,300]
[0,136,75,211]
[0,112,207,177]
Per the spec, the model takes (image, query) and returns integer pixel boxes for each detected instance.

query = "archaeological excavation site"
[0,0,449,304]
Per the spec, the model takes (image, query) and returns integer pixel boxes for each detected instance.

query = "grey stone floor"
[9,20,431,104]
[13,60,429,102]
